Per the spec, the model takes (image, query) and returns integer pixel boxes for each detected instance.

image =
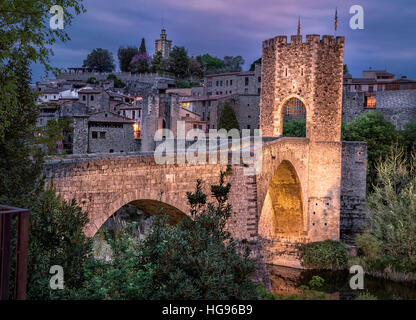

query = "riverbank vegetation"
[355,147,416,277]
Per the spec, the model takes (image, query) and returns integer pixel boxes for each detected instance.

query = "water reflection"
[267,264,416,300]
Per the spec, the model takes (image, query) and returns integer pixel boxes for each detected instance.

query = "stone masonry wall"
[340,141,367,244]
[342,90,416,129]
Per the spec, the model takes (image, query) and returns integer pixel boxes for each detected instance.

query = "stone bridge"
[44,138,366,268]
[44,34,368,268]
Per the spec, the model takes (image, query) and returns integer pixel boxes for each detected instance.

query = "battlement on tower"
[262,34,345,49]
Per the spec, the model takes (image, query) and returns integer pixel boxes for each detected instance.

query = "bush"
[218,102,240,131]
[399,120,416,156]
[343,111,398,189]
[27,188,93,299]
[298,240,350,270]
[356,147,416,275]
[283,119,306,137]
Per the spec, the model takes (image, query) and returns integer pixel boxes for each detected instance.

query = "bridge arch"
[258,160,305,239]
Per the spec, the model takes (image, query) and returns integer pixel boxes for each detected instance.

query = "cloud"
[31,0,416,81]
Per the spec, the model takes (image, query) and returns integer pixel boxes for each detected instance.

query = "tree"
[107,74,125,88]
[218,102,240,131]
[83,48,115,72]
[283,119,306,137]
[169,46,189,78]
[223,56,245,72]
[117,46,139,72]
[0,0,85,142]
[0,61,44,208]
[343,111,398,189]
[129,54,151,74]
[250,58,261,71]
[188,57,203,78]
[343,64,349,75]
[196,54,225,74]
[356,147,416,275]
[399,120,416,157]
[27,188,92,299]
[151,50,165,73]
[139,38,147,55]
[38,118,72,155]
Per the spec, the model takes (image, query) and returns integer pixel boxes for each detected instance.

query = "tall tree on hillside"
[118,46,139,72]
[83,48,115,72]
[129,54,151,74]
[218,102,240,131]
[151,51,166,74]
[196,54,225,74]
[223,56,245,72]
[169,46,189,79]
[188,57,203,78]
[249,58,261,71]
[139,38,147,55]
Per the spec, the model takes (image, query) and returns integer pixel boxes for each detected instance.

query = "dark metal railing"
[0,205,29,300]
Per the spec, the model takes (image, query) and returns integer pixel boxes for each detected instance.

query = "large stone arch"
[258,160,305,240]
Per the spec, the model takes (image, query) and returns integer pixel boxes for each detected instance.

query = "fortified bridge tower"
[256,34,358,267]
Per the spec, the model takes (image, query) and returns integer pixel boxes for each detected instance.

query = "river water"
[267,264,416,300]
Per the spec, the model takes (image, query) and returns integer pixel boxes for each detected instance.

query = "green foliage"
[0,61,44,208]
[250,58,261,71]
[107,74,125,88]
[196,54,245,74]
[308,275,325,289]
[343,64,349,75]
[151,50,166,74]
[343,111,398,189]
[399,120,416,156]
[356,147,416,275]
[169,46,189,79]
[86,77,98,84]
[38,118,72,155]
[0,0,85,142]
[117,46,139,72]
[218,102,240,131]
[176,80,191,88]
[196,54,225,74]
[355,292,378,300]
[298,240,350,270]
[223,56,245,72]
[283,119,306,137]
[27,188,92,299]
[256,282,328,300]
[188,57,203,78]
[83,48,115,72]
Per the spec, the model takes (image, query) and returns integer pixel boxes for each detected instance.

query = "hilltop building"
[155,28,172,59]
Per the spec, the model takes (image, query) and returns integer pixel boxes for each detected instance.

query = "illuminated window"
[365,96,376,108]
